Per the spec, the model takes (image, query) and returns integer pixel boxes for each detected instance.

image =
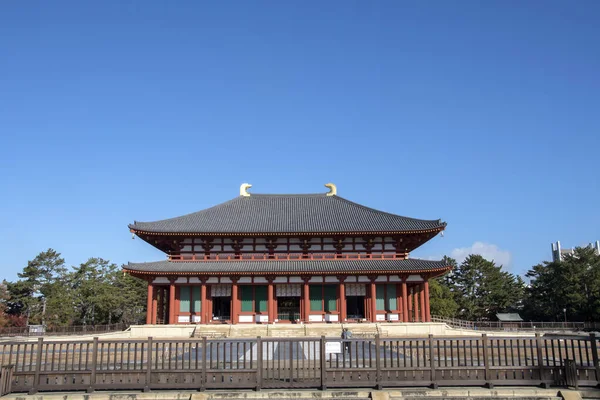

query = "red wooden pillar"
[157,287,164,323]
[424,280,431,322]
[419,283,426,323]
[168,280,176,324]
[339,279,347,323]
[413,285,420,322]
[369,281,377,323]
[407,286,413,322]
[151,286,158,324]
[267,280,275,322]
[146,282,154,325]
[200,283,207,324]
[303,279,310,323]
[231,280,239,324]
[401,281,408,323]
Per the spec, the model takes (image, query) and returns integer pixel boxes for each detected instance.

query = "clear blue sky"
[1,1,599,281]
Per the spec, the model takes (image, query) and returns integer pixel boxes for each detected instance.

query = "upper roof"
[124,258,451,275]
[129,192,446,235]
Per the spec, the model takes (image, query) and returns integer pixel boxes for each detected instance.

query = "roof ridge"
[333,195,444,224]
[248,193,326,197]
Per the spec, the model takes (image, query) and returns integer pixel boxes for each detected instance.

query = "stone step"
[208,391,371,399]
[192,325,230,338]
[267,325,307,337]
[230,325,268,338]
[392,397,561,400]
[392,398,560,400]
[306,325,343,337]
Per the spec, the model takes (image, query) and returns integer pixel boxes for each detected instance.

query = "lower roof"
[124,258,450,276]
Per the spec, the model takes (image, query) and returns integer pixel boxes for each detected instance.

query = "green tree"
[69,258,147,326]
[429,278,459,317]
[446,254,524,320]
[112,272,147,325]
[6,249,67,325]
[524,246,600,321]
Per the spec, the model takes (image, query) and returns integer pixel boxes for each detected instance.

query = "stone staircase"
[191,325,230,338]
[206,391,371,400]
[306,324,343,337]
[190,323,384,339]
[386,388,566,400]
[341,323,379,338]
[267,324,306,337]
[229,324,268,338]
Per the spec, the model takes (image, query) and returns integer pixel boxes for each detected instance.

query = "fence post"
[87,337,99,393]
[589,333,600,386]
[535,333,549,388]
[144,337,153,392]
[429,334,437,389]
[320,336,327,390]
[28,337,43,395]
[375,334,382,390]
[201,336,207,391]
[1,365,14,396]
[482,334,493,389]
[256,336,262,391]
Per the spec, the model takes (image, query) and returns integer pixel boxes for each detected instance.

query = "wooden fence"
[431,316,600,331]
[0,334,598,394]
[0,323,128,338]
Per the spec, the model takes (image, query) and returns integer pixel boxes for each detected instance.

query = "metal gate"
[261,338,321,388]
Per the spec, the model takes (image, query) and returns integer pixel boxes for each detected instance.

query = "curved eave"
[122,258,452,280]
[124,265,452,277]
[128,224,447,237]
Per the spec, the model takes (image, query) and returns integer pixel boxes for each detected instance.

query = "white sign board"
[325,341,342,355]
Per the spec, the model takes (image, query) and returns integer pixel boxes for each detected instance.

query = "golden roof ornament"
[325,183,337,196]
[240,183,252,197]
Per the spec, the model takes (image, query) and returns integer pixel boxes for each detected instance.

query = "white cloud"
[450,242,512,268]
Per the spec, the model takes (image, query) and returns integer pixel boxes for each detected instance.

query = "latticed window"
[375,284,397,312]
[179,286,201,313]
[255,285,267,312]
[376,285,385,311]
[240,286,253,312]
[309,285,322,311]
[240,285,268,312]
[309,284,338,312]
[192,287,201,312]
[387,284,397,310]
[324,285,337,312]
[180,287,191,312]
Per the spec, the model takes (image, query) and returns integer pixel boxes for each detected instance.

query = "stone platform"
[1,323,543,343]
[129,322,537,339]
[2,387,594,400]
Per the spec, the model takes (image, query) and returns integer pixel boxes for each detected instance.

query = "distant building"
[551,241,600,262]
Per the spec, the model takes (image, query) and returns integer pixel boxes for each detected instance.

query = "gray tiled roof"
[129,194,446,234]
[124,258,449,274]
[496,313,524,322]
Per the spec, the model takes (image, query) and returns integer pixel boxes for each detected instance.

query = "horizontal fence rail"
[0,334,598,394]
[0,323,128,338]
[431,316,600,332]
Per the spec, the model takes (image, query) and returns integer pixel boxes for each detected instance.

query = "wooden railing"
[0,334,598,394]
[0,323,128,338]
[431,316,597,331]
[168,253,406,261]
